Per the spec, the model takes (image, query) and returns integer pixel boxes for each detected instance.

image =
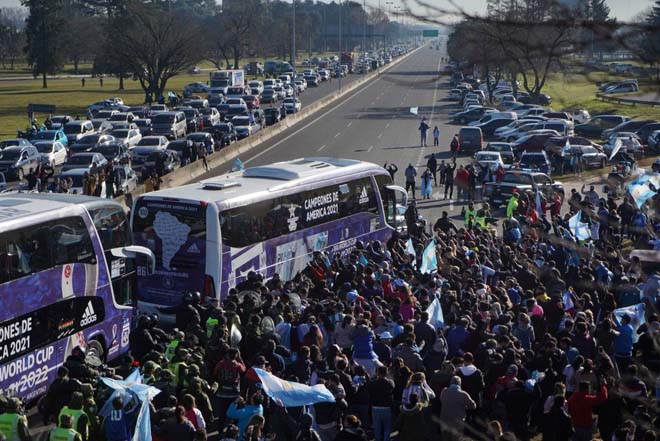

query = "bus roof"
[138,157,388,208]
[0,193,120,223]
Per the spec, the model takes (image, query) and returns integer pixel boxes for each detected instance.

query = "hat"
[346,290,364,302]
[507,364,519,375]
[379,331,393,340]
[159,369,174,380]
[380,274,391,282]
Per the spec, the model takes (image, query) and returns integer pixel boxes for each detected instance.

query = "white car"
[60,168,106,195]
[282,98,302,114]
[137,136,169,149]
[110,128,142,148]
[248,81,264,95]
[448,89,462,101]
[474,151,504,171]
[34,140,67,167]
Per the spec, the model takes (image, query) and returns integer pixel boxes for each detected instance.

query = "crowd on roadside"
[2,160,660,441]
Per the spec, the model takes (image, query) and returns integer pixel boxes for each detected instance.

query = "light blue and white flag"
[561,138,571,157]
[359,254,369,265]
[568,210,591,241]
[426,294,444,329]
[410,107,419,115]
[535,191,542,218]
[253,368,335,407]
[405,238,416,257]
[609,138,623,161]
[232,157,245,171]
[613,303,645,343]
[628,173,660,208]
[99,369,161,441]
[419,240,437,274]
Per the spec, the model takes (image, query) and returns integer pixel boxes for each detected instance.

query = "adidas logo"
[80,301,98,327]
[187,243,201,254]
[358,187,369,204]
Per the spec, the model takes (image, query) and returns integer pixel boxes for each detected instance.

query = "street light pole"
[292,0,296,108]
[338,0,342,93]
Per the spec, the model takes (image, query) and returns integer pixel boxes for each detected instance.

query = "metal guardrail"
[596,92,660,107]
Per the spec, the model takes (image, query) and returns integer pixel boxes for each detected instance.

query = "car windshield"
[477,153,499,161]
[111,130,129,138]
[35,143,54,153]
[97,145,119,156]
[153,114,175,124]
[188,134,207,141]
[68,155,93,165]
[233,117,250,126]
[0,140,19,148]
[215,124,230,132]
[168,142,186,151]
[521,155,545,165]
[140,138,161,146]
[146,152,164,161]
[200,108,213,115]
[79,135,100,144]
[134,120,148,127]
[0,150,20,160]
[109,114,127,121]
[52,116,67,123]
[34,131,57,140]
[63,124,82,134]
[227,99,242,105]
[182,110,196,118]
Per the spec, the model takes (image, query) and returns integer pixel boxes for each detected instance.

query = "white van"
[469,112,517,126]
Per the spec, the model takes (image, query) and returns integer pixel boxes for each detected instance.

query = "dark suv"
[458,127,483,153]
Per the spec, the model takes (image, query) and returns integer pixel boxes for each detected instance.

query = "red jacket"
[567,385,608,428]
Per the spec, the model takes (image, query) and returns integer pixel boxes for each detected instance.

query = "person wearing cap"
[352,322,383,377]
[58,392,89,441]
[50,413,83,441]
[0,397,31,441]
[373,331,393,366]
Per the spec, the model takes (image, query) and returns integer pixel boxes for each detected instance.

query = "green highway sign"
[422,30,439,37]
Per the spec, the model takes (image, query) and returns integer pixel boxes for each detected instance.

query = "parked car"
[474,151,504,171]
[141,150,181,178]
[63,120,95,142]
[602,119,657,140]
[231,116,261,139]
[248,81,264,95]
[50,115,73,130]
[131,145,166,172]
[150,111,187,139]
[137,136,169,150]
[511,132,560,154]
[458,126,483,153]
[636,122,660,144]
[200,107,221,127]
[61,152,108,172]
[94,141,131,165]
[475,117,517,137]
[304,75,319,87]
[69,134,116,155]
[282,98,302,114]
[110,128,142,148]
[242,95,260,110]
[187,132,215,153]
[0,145,41,180]
[31,129,68,148]
[518,151,551,174]
[184,82,210,95]
[91,119,114,133]
[452,107,495,125]
[648,130,660,151]
[0,138,34,150]
[264,108,282,126]
[574,115,630,138]
[34,140,67,167]
[260,89,278,104]
[112,163,138,195]
[485,170,563,208]
[60,168,103,195]
[210,123,238,146]
[176,107,202,133]
[484,142,515,165]
[167,140,192,161]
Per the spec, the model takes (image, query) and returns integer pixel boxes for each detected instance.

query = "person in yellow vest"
[80,384,99,441]
[463,201,476,225]
[169,347,189,390]
[50,413,82,441]
[506,192,519,218]
[58,392,89,441]
[0,397,31,441]
[164,331,184,361]
[475,203,492,229]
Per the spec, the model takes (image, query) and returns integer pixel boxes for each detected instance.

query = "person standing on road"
[438,160,446,185]
[50,413,82,441]
[421,168,433,200]
[426,154,438,186]
[455,165,469,201]
[450,135,460,159]
[405,163,417,200]
[444,160,456,199]
[433,126,440,146]
[384,162,398,180]
[419,118,430,147]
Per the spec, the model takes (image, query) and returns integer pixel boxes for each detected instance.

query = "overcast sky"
[0,0,651,22]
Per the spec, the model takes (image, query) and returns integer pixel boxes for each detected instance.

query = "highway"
[202,42,470,227]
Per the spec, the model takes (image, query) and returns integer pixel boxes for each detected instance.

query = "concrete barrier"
[116,45,422,209]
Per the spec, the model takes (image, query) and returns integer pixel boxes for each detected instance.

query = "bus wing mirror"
[385,185,408,206]
[111,245,156,274]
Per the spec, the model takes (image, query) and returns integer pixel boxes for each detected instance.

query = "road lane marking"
[385,122,390,128]
[377,133,383,139]
[318,144,326,151]
[347,122,352,127]
[334,132,341,138]
[415,54,444,170]
[367,145,374,152]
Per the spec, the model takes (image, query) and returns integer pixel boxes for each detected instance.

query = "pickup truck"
[484,170,564,208]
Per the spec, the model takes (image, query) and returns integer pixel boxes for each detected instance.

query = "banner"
[419,240,437,274]
[426,295,444,329]
[253,368,335,407]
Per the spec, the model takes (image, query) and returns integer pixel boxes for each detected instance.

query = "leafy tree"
[641,0,660,77]
[23,0,65,88]
[105,4,202,102]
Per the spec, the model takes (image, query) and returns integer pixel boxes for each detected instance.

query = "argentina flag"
[419,240,438,274]
[254,368,336,407]
[628,173,660,208]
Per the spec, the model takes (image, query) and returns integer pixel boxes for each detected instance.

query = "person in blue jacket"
[614,313,635,372]
[226,392,264,439]
[102,397,131,441]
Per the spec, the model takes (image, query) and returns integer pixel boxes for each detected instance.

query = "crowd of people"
[1,170,657,441]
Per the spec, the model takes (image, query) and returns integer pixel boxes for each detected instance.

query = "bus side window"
[383,188,396,226]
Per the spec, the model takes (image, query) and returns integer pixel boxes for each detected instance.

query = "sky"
[0,0,652,22]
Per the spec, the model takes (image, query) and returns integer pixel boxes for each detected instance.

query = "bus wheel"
[87,339,106,363]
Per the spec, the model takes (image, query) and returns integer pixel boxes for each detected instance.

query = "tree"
[220,0,262,68]
[61,15,102,73]
[105,5,202,102]
[23,0,65,88]
[641,0,660,77]
[0,8,27,70]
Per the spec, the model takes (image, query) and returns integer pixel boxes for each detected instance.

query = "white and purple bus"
[131,157,408,311]
[0,194,154,401]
